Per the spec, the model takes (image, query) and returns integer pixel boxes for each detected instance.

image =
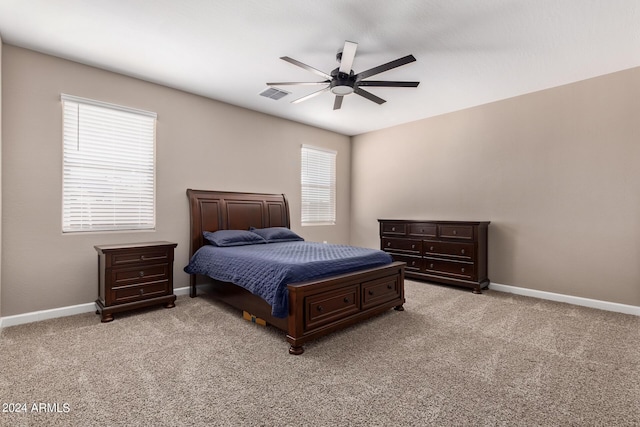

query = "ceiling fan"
[267,41,420,110]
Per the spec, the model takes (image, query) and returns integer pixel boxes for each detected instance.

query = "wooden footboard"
[286,261,405,354]
[190,262,405,354]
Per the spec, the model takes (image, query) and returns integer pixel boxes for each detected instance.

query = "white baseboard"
[1,302,97,328]
[489,282,640,316]
[0,286,192,329]
[2,283,636,329]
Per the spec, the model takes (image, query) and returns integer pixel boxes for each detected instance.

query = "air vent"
[259,87,290,100]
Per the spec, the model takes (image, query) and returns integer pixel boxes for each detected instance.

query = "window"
[61,94,156,233]
[301,145,336,226]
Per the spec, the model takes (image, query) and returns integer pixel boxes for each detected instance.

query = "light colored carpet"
[1,280,639,426]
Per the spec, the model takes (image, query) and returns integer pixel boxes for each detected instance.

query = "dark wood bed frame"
[186,189,405,355]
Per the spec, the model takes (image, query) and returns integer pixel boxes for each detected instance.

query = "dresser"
[378,220,489,293]
[95,241,178,322]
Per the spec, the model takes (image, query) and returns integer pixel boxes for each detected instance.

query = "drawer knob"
[430,246,434,251]
[411,261,416,266]
[343,297,350,304]
[139,289,144,295]
[368,290,374,296]
[317,305,323,312]
[387,242,391,247]
[139,271,144,277]
[140,255,146,261]
[411,244,415,249]
[430,263,434,269]
[461,249,465,255]
[391,227,396,231]
[461,268,465,273]
[453,230,457,235]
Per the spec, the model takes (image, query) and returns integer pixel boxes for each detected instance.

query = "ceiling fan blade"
[280,56,332,80]
[338,41,358,74]
[357,81,420,87]
[354,87,386,105]
[291,86,331,104]
[333,96,344,110]
[267,81,330,86]
[355,54,416,81]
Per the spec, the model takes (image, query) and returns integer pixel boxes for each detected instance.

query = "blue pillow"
[203,230,267,247]
[249,227,304,243]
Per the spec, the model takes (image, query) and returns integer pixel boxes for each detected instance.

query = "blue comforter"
[184,241,393,318]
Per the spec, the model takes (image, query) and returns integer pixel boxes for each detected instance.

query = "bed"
[185,189,406,354]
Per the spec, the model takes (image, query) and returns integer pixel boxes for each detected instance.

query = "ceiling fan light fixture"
[330,85,354,96]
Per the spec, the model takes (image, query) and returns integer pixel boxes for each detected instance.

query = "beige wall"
[351,66,640,307]
[1,45,351,316]
[3,42,639,317]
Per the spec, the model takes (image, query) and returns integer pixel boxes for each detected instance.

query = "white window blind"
[61,94,156,233]
[301,145,336,226]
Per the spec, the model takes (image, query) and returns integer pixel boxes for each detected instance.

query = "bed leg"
[190,275,197,298]
[394,305,404,311]
[289,345,304,355]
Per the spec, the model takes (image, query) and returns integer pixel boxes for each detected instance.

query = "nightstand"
[95,241,178,322]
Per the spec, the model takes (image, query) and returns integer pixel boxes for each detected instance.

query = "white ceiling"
[1,1,639,136]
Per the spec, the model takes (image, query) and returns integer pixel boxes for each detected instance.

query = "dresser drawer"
[111,264,169,287]
[425,258,474,280]
[408,223,437,238]
[423,241,474,261]
[380,222,406,236]
[110,280,170,304]
[305,285,360,330]
[362,275,401,310]
[390,254,422,272]
[382,238,421,255]
[111,248,171,266]
[438,225,474,240]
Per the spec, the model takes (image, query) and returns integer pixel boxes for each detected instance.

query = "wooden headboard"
[186,189,291,257]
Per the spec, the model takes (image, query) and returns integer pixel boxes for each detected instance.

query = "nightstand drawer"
[111,264,169,286]
[111,249,171,266]
[111,280,170,304]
